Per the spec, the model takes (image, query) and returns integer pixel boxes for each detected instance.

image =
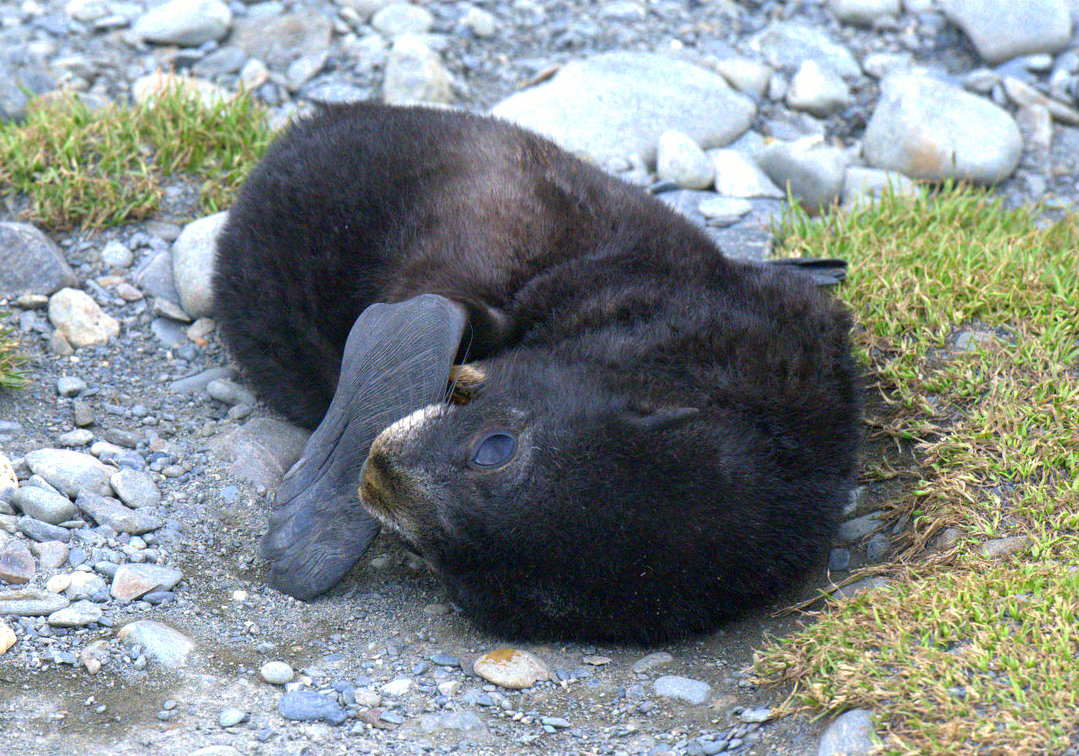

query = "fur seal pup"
[213,102,861,642]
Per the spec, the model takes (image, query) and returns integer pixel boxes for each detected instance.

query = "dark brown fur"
[213,103,861,642]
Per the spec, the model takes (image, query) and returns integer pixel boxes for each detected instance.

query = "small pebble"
[260,660,294,684]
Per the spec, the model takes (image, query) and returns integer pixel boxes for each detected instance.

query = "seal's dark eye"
[468,431,517,469]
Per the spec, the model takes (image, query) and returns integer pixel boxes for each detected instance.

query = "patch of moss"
[757,186,1079,755]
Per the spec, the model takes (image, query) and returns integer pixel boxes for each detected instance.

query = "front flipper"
[260,294,468,600]
[768,257,848,286]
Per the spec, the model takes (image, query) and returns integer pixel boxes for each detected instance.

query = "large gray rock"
[370,2,433,36]
[23,449,114,498]
[11,486,78,525]
[212,418,309,489]
[132,0,232,47]
[749,23,861,78]
[232,13,333,71]
[653,675,713,705]
[818,709,877,756]
[758,136,851,213]
[864,74,1022,184]
[491,53,755,166]
[382,34,452,104]
[941,0,1073,64]
[172,212,227,319]
[786,60,852,117]
[74,491,163,535]
[117,620,194,668]
[710,149,784,199]
[828,0,901,26]
[656,130,715,189]
[0,223,77,297]
[48,288,121,348]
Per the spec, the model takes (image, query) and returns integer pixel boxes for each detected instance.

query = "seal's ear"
[455,299,508,360]
[620,406,700,432]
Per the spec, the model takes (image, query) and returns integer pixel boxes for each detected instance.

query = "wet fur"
[214,103,861,643]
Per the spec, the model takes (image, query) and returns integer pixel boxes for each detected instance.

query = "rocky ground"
[2,0,1078,754]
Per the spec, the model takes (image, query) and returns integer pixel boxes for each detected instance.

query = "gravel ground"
[2,0,1078,753]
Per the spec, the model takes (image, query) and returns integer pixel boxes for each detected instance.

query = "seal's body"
[214,103,861,642]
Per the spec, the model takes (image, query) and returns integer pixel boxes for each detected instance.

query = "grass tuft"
[0,85,273,230]
[757,185,1079,755]
[0,326,26,390]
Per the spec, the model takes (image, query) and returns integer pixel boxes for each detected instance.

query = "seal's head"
[359,337,853,643]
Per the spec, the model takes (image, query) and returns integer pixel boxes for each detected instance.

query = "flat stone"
[653,675,712,705]
[109,469,161,510]
[838,513,885,543]
[632,651,675,673]
[206,379,258,408]
[65,572,108,600]
[709,149,784,198]
[278,690,348,725]
[75,491,163,535]
[818,708,877,756]
[750,22,861,78]
[73,400,95,427]
[56,376,87,397]
[418,711,488,736]
[48,288,120,348]
[111,563,183,601]
[863,74,1022,184]
[47,599,103,627]
[941,0,1073,64]
[834,576,890,599]
[698,197,754,226]
[11,486,78,524]
[381,677,413,696]
[827,0,900,26]
[381,34,452,105]
[17,516,71,543]
[656,130,715,189]
[32,541,69,571]
[0,540,35,584]
[0,222,77,298]
[232,13,333,71]
[980,536,1031,559]
[786,60,852,117]
[218,708,247,728]
[24,449,115,498]
[100,240,134,269]
[712,57,773,99]
[741,706,773,723]
[169,366,234,394]
[491,53,755,166]
[133,249,181,304]
[172,212,227,320]
[370,2,433,36]
[758,136,850,213]
[473,648,550,689]
[212,418,310,490]
[58,429,94,447]
[117,620,194,668]
[0,587,70,616]
[132,0,232,47]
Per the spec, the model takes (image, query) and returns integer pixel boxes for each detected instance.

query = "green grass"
[0,331,24,389]
[0,85,274,230]
[757,186,1079,755]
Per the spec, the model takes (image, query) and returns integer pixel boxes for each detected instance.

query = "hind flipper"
[260,294,468,599]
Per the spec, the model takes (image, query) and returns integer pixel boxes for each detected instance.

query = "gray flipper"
[260,293,468,600]
[768,257,848,286]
